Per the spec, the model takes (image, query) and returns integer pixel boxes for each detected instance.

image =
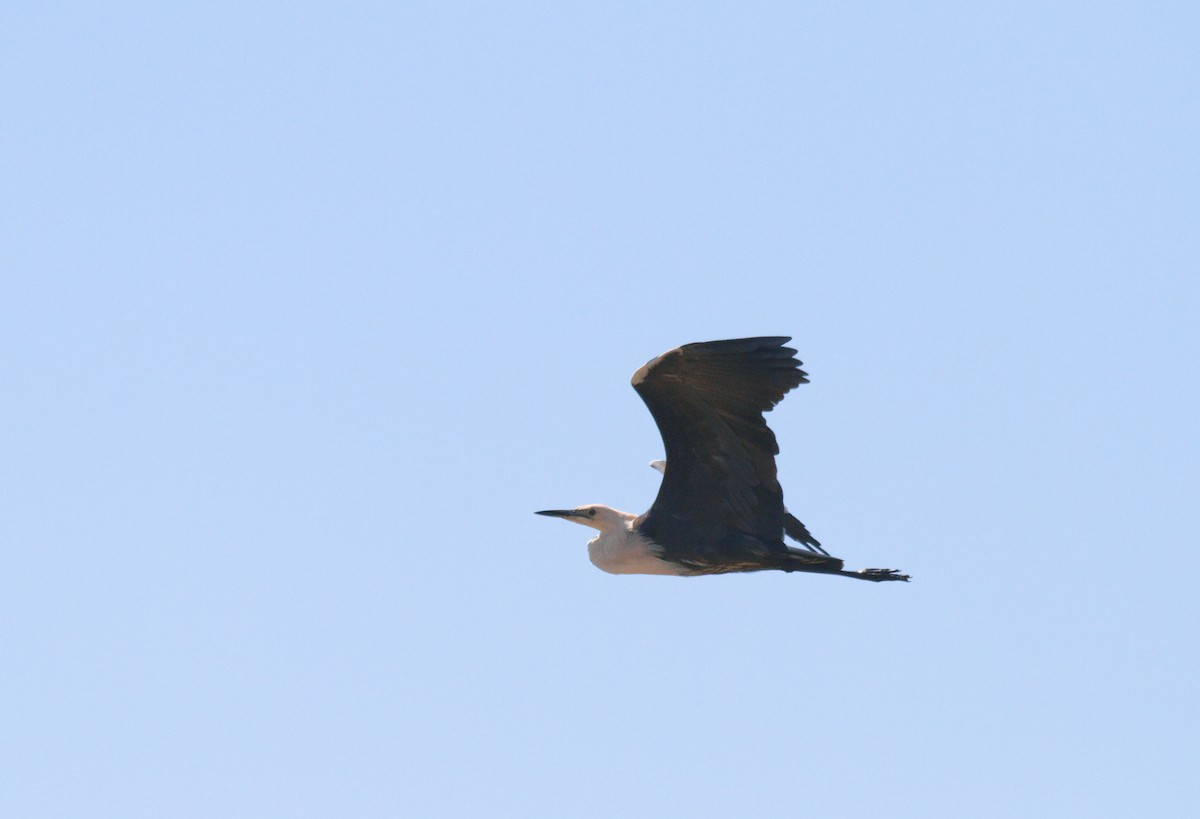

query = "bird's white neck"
[586,515,684,576]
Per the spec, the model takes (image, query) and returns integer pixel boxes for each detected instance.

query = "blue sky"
[3,3,1197,817]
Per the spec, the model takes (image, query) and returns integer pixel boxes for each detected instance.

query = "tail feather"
[783,512,829,555]
[780,546,844,573]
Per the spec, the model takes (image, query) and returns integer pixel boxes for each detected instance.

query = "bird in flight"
[537,337,909,582]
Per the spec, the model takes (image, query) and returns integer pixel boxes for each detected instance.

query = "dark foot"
[855,568,910,582]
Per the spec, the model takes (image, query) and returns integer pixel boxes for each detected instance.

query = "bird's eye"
[587,508,596,517]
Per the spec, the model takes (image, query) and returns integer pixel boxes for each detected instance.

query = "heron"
[537,337,909,581]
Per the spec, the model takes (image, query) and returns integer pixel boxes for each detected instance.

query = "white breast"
[587,529,684,576]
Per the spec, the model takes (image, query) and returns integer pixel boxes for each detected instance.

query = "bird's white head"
[535,504,630,532]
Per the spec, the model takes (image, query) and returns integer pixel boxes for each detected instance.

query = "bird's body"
[538,337,908,582]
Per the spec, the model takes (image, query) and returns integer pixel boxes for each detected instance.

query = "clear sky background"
[3,3,1198,817]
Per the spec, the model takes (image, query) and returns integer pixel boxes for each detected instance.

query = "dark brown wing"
[631,337,808,562]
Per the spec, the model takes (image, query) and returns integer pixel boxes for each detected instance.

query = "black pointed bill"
[536,509,586,518]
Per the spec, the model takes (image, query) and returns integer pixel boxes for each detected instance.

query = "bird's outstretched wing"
[631,337,808,556]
